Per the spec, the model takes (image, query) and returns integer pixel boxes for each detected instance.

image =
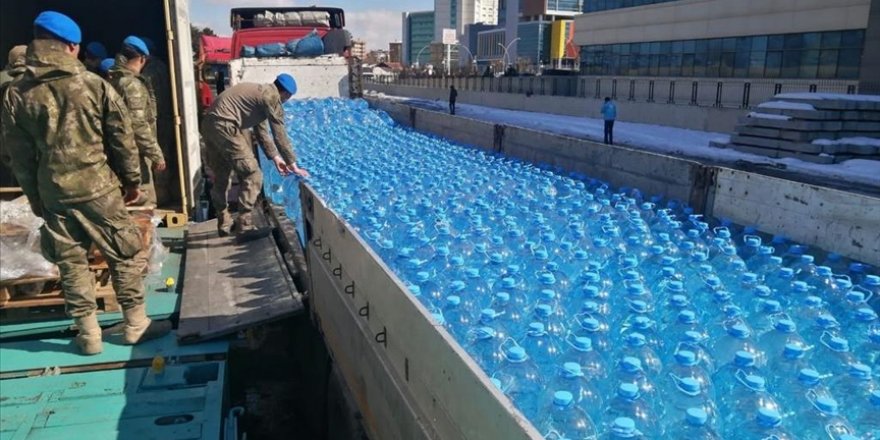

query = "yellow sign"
[550,20,572,60]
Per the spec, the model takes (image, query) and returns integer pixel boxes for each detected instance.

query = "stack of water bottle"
[262,98,880,439]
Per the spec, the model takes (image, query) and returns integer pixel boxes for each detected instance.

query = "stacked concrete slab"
[711,93,880,164]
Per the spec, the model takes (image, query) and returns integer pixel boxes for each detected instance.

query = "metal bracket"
[332,265,343,280]
[313,237,322,249]
[322,248,332,262]
[344,282,355,297]
[374,326,387,348]
[358,302,370,320]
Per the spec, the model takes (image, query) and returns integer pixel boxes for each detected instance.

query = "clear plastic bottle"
[800,313,842,346]
[609,357,658,402]
[787,394,857,440]
[496,345,545,420]
[756,318,805,363]
[775,368,834,413]
[519,322,563,370]
[734,408,797,440]
[441,295,472,340]
[538,390,599,440]
[464,326,502,372]
[617,333,663,377]
[811,332,857,375]
[545,363,605,425]
[829,363,878,409]
[748,299,783,337]
[598,417,647,440]
[712,350,760,399]
[657,294,690,332]
[660,375,718,434]
[562,335,607,383]
[603,383,662,438]
[573,314,613,356]
[856,390,880,440]
[716,373,781,437]
[664,407,721,440]
[711,322,762,368]
[666,350,714,399]
[766,343,812,389]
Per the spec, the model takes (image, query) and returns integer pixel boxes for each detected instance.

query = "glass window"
[803,33,821,50]
[818,50,838,78]
[749,51,766,77]
[784,34,803,50]
[765,51,782,78]
[619,43,630,54]
[693,52,707,76]
[782,51,800,77]
[650,42,661,55]
[649,54,660,75]
[768,35,785,51]
[720,52,735,76]
[799,50,819,78]
[734,50,750,77]
[752,36,768,52]
[658,54,670,76]
[722,38,736,52]
[736,37,752,54]
[640,42,650,54]
[672,41,683,54]
[682,53,695,76]
[695,39,708,53]
[841,30,864,47]
[706,51,721,77]
[838,48,861,78]
[639,53,650,75]
[660,41,672,54]
[708,38,722,52]
[821,31,841,49]
[670,54,682,76]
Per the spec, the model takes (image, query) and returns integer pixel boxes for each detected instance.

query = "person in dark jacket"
[449,85,458,115]
[601,97,618,145]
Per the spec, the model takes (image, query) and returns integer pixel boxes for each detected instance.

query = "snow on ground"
[369,92,880,188]
[812,137,880,147]
[757,101,816,111]
[746,112,792,120]
[775,93,880,103]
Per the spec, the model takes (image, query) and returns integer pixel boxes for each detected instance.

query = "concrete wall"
[368,97,880,266]
[574,0,871,46]
[368,82,745,132]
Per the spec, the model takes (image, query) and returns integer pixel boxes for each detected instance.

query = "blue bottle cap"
[783,343,805,359]
[865,275,880,286]
[698,264,714,274]
[779,267,795,279]
[490,378,502,390]
[723,305,743,319]
[562,362,583,378]
[623,271,640,281]
[662,266,677,277]
[816,265,833,277]
[846,290,867,303]
[398,247,414,258]
[620,357,642,373]
[500,277,517,289]
[815,396,839,414]
[474,327,496,340]
[677,310,698,324]
[722,246,737,256]
[705,276,722,287]
[728,323,751,339]
[713,290,732,303]
[650,245,664,255]
[506,346,527,362]
[416,271,431,283]
[574,249,588,260]
[756,408,782,427]
[670,295,689,307]
[480,308,497,322]
[450,281,466,292]
[582,301,600,313]
[494,292,510,303]
[759,246,774,255]
[828,336,850,352]
[835,278,853,289]
[798,368,821,385]
[465,267,480,278]
[581,272,600,284]
[741,272,758,283]
[857,308,878,322]
[734,351,756,366]
[679,377,701,395]
[618,383,640,399]
[745,236,761,247]
[683,331,706,344]
[849,363,872,379]
[539,272,556,285]
[581,317,601,332]
[489,253,504,264]
[681,241,696,251]
[573,336,592,351]
[506,264,521,274]
[745,375,766,391]
[450,256,465,266]
[804,295,822,306]
[534,249,549,261]
[612,417,637,435]
[536,304,554,318]
[686,408,708,426]
[539,289,556,301]
[436,246,450,257]
[583,286,601,299]
[753,285,772,298]
[792,281,811,294]
[775,319,797,333]
[553,390,574,407]
[431,312,446,325]
[626,332,646,347]
[762,300,782,313]
[675,350,697,366]
[527,322,546,335]
[667,281,684,292]
[629,300,649,314]
[445,296,460,307]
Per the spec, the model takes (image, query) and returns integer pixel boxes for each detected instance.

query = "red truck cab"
[229,7,346,59]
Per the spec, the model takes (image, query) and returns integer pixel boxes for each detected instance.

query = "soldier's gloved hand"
[272,156,290,177]
[123,186,144,206]
[153,161,167,172]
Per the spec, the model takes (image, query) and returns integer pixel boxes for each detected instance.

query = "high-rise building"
[402,11,436,66]
[389,42,402,63]
[351,39,366,59]
[574,0,876,83]
[514,0,581,67]
[437,0,500,39]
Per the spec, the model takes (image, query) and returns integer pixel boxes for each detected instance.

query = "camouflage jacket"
[0,65,27,167]
[141,57,171,120]
[108,60,165,164]
[0,39,140,207]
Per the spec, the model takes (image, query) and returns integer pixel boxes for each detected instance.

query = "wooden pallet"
[0,263,118,322]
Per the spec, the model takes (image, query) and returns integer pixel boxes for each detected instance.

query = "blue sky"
[190,0,434,51]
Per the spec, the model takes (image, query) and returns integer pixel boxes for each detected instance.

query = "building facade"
[402,11,436,66]
[574,0,873,80]
[351,39,366,59]
[389,42,402,64]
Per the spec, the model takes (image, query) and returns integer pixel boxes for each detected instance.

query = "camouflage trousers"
[40,191,145,317]
[202,118,262,218]
[138,156,157,206]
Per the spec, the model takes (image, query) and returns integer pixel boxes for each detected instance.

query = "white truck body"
[228,56,351,99]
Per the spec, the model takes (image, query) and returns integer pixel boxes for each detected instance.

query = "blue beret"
[85,42,107,58]
[275,73,297,95]
[34,11,82,44]
[99,58,115,74]
[123,35,149,56]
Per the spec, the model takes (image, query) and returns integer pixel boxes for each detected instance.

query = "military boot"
[233,213,256,234]
[121,304,172,345]
[217,210,233,237]
[74,313,103,355]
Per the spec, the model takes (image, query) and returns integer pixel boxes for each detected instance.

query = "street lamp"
[456,43,475,75]
[414,44,431,68]
[497,37,521,68]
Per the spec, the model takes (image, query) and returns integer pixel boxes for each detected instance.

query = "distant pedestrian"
[601,97,617,145]
[449,85,458,115]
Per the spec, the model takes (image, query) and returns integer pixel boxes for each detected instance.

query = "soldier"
[98,57,114,78]
[1,11,171,355]
[1,45,27,172]
[203,74,309,236]
[140,37,177,206]
[107,36,167,206]
[82,41,107,74]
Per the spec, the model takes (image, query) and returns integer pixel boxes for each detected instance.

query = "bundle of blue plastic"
[262,98,880,440]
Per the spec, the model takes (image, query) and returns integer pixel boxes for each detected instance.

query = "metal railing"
[366,75,860,109]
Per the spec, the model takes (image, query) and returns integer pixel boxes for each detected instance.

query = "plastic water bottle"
[465,326,502,372]
[660,375,717,433]
[787,394,856,440]
[766,267,796,301]
[845,306,879,346]
[665,311,703,352]
[486,292,525,329]
[756,318,805,362]
[717,374,781,437]
[496,345,545,420]
[441,296,472,339]
[666,350,714,398]
[657,294,690,331]
[800,314,842,345]
[855,390,880,440]
[746,284,774,316]
[734,408,796,440]
[748,299,783,337]
[573,314,612,356]
[829,363,878,409]
[712,351,760,398]
[598,417,647,440]
[671,331,717,375]
[534,304,568,339]
[546,363,605,424]
[775,368,833,413]
[610,357,657,402]
[664,408,721,440]
[603,383,662,437]
[562,335,607,382]
[711,322,762,368]
[538,390,600,440]
[766,343,812,389]
[618,333,663,377]
[855,328,880,366]
[811,332,857,375]
[792,295,830,329]
[519,322,563,370]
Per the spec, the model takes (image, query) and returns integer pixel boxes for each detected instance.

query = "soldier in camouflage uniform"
[0,11,170,355]
[203,74,308,236]
[107,36,166,206]
[0,45,27,174]
[140,37,177,206]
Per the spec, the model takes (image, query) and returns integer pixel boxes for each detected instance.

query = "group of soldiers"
[0,11,309,355]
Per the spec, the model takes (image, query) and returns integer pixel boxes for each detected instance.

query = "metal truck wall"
[368,98,880,266]
[228,57,351,99]
[301,184,542,440]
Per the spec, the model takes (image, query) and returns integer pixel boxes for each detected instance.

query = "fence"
[367,75,859,110]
